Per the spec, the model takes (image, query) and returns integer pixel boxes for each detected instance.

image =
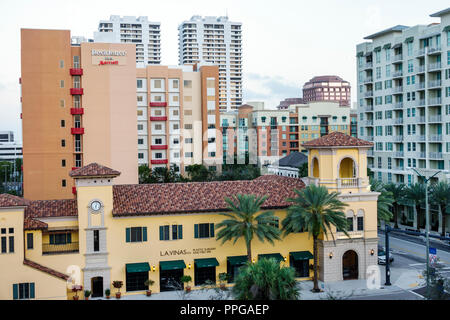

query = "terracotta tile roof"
[69,163,121,178]
[112,175,305,216]
[0,193,30,207]
[24,217,48,230]
[23,259,69,281]
[302,132,373,148]
[25,199,77,219]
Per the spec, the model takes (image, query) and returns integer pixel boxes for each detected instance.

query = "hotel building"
[0,131,22,162]
[356,8,450,186]
[94,16,161,65]
[220,101,352,166]
[178,16,243,111]
[0,133,378,300]
[302,75,351,106]
[20,29,221,201]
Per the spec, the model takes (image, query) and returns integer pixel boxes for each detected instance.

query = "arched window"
[339,157,356,178]
[312,157,319,178]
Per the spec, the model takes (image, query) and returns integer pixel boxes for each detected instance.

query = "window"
[59,60,64,68]
[185,152,193,158]
[184,124,193,129]
[138,138,144,145]
[184,110,192,116]
[125,227,147,243]
[137,79,143,88]
[172,79,179,89]
[61,120,65,128]
[153,79,161,89]
[159,225,183,241]
[184,80,192,88]
[27,233,33,250]
[357,217,364,231]
[126,271,148,292]
[60,99,65,107]
[137,110,143,116]
[346,217,354,232]
[154,124,162,130]
[93,230,99,252]
[13,283,35,300]
[62,179,66,187]
[1,236,6,253]
[185,138,193,143]
[60,80,64,88]
[138,153,144,159]
[194,223,214,239]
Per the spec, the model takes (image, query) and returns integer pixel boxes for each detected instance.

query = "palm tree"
[281,184,349,292]
[215,194,282,262]
[404,183,426,231]
[232,258,299,300]
[429,181,450,237]
[369,178,394,224]
[384,183,406,228]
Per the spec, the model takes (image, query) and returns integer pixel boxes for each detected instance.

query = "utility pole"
[385,224,391,286]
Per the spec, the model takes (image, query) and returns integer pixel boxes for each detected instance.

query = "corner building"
[0,133,378,299]
[21,29,221,200]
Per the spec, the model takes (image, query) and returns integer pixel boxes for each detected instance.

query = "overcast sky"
[0,0,448,141]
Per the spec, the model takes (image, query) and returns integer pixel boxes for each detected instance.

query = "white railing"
[428,115,442,122]
[428,62,441,71]
[429,135,442,142]
[429,152,443,159]
[338,178,359,187]
[428,97,442,105]
[428,80,442,88]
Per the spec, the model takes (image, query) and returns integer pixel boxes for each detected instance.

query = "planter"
[73,296,79,301]
[146,290,152,297]
[219,284,226,290]
[85,297,89,300]
[185,286,191,293]
[116,292,121,299]
[106,296,110,299]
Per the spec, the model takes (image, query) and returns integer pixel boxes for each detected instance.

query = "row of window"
[125,224,215,243]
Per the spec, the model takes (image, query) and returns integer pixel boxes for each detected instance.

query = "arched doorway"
[339,157,356,178]
[91,277,103,298]
[342,250,358,280]
[312,158,319,178]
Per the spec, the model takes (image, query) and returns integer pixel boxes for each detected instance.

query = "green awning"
[383,43,391,49]
[160,260,186,271]
[126,263,150,273]
[194,258,219,268]
[227,255,248,266]
[356,51,364,57]
[290,251,314,261]
[258,253,284,263]
[443,25,450,32]
[374,46,381,52]
[404,36,414,43]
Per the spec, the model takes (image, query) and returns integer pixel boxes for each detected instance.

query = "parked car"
[378,246,394,265]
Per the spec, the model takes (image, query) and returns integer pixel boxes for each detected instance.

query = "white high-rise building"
[178,15,243,111]
[94,15,161,65]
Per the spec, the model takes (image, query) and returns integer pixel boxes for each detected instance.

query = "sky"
[0,0,448,142]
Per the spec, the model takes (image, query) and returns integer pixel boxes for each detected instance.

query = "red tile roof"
[24,199,78,219]
[302,132,373,148]
[69,163,121,178]
[112,175,305,216]
[0,193,30,207]
[24,217,48,230]
[23,259,69,281]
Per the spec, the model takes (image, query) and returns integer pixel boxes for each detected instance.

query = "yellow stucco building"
[0,132,378,299]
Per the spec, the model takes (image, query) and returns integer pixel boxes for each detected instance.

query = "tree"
[298,162,308,178]
[232,258,300,300]
[281,184,349,292]
[220,163,260,181]
[369,178,394,224]
[138,164,182,184]
[185,164,215,182]
[215,194,281,262]
[404,183,426,231]
[429,181,450,237]
[384,183,406,228]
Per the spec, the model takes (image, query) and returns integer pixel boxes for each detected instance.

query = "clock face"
[91,201,101,212]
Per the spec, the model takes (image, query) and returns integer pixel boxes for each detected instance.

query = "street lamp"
[406,167,450,299]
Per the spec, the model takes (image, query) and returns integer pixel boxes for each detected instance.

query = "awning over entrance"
[290,251,313,261]
[194,258,219,268]
[258,253,284,263]
[227,255,248,266]
[126,263,150,273]
[160,260,186,271]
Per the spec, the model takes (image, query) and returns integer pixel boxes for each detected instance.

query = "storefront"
[226,255,248,283]
[125,263,150,292]
[159,260,186,292]
[194,258,219,286]
[289,251,313,278]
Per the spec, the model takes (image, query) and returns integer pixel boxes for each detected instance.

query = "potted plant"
[84,290,91,300]
[180,275,192,293]
[105,288,111,299]
[72,285,82,300]
[218,273,229,290]
[112,281,123,299]
[144,279,155,297]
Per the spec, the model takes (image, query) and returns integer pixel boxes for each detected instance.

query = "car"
[378,246,394,265]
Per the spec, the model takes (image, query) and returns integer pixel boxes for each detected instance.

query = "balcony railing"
[393,102,403,109]
[394,118,403,124]
[367,150,374,156]
[419,152,426,158]
[428,115,442,122]
[70,88,84,95]
[364,62,373,69]
[365,105,374,111]
[393,86,403,93]
[364,77,373,83]
[150,116,167,121]
[364,91,373,98]
[393,135,403,142]
[70,108,84,115]
[151,145,168,150]
[429,135,442,142]
[151,159,168,164]
[428,80,442,88]
[416,65,425,73]
[42,242,79,255]
[428,62,441,71]
[427,46,441,54]
[394,151,404,157]
[417,135,426,141]
[393,54,403,62]
[429,152,443,159]
[69,68,83,76]
[71,128,85,135]
[306,177,368,189]
[418,99,425,106]
[428,97,442,106]
[365,120,373,126]
[149,102,167,107]
[392,71,403,78]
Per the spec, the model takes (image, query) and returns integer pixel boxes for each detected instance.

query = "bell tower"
[302,132,379,282]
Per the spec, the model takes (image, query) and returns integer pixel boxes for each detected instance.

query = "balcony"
[149,102,167,107]
[428,115,442,123]
[364,91,373,98]
[365,120,373,126]
[394,151,404,157]
[417,116,426,123]
[427,47,441,55]
[416,66,425,74]
[71,128,85,135]
[418,152,426,158]
[70,108,84,115]
[151,145,168,150]
[367,150,374,156]
[392,71,403,78]
[393,54,403,62]
[428,80,442,89]
[42,242,79,255]
[364,62,373,70]
[428,62,441,71]
[394,118,403,124]
[393,86,403,94]
[70,88,83,95]
[393,102,403,109]
[417,135,426,141]
[428,97,442,106]
[393,136,403,142]
[429,135,442,142]
[416,48,426,56]
[150,116,168,121]
[418,99,425,106]
[151,159,168,164]
[429,152,443,159]
[365,105,374,111]
[364,77,373,83]
[69,68,83,76]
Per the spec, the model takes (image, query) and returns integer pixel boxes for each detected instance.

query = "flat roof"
[363,25,409,40]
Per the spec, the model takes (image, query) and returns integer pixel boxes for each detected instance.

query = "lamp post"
[406,167,450,299]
